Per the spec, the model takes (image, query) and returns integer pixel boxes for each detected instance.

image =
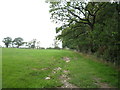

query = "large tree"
[2,37,12,48]
[48,1,108,52]
[48,1,119,65]
[49,1,107,31]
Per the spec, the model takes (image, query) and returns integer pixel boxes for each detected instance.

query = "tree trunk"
[90,22,95,53]
[6,44,8,48]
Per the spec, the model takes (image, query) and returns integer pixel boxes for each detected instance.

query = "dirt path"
[57,57,113,88]
[59,70,78,88]
[51,57,78,88]
[94,77,112,88]
[58,57,78,88]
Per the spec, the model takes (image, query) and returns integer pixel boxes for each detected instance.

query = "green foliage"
[13,37,24,48]
[26,39,37,49]
[2,37,12,48]
[49,1,119,65]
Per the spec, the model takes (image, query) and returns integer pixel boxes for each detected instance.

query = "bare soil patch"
[62,57,71,62]
[32,67,50,71]
[94,77,112,88]
[59,70,78,88]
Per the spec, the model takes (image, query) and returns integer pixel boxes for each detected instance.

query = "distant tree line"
[2,37,41,49]
[2,37,61,49]
[49,1,119,65]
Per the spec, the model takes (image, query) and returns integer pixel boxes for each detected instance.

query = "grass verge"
[2,48,119,88]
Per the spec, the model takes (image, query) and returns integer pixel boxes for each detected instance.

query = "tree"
[92,2,119,64]
[36,41,40,49]
[49,1,119,65]
[26,39,37,49]
[2,37,12,48]
[13,37,24,48]
[49,1,107,31]
[31,39,37,49]
[48,1,108,52]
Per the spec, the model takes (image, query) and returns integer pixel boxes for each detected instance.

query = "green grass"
[2,48,119,88]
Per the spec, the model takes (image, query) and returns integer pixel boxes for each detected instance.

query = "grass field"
[2,48,119,88]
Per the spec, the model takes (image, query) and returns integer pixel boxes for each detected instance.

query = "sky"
[0,0,62,48]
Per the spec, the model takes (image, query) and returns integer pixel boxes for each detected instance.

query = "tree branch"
[67,8,88,22]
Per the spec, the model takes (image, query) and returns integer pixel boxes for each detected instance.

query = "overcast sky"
[0,0,62,48]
